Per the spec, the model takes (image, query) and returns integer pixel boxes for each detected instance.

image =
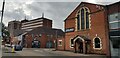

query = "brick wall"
[25,34,56,48]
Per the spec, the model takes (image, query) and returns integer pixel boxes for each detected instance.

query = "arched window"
[77,11,80,30]
[81,8,85,29]
[76,7,90,31]
[85,8,89,29]
[94,38,101,48]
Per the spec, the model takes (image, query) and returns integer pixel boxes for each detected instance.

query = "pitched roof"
[64,2,105,21]
[107,1,120,6]
[27,27,64,36]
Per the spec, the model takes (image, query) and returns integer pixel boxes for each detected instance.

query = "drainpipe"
[64,22,66,51]
[105,5,111,57]
[64,35,65,51]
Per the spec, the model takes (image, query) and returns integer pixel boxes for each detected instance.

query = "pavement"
[2,46,20,56]
[0,47,2,58]
[2,46,107,58]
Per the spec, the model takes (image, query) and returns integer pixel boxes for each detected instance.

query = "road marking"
[34,50,44,53]
[34,50,39,51]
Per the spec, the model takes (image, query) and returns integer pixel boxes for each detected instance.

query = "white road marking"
[34,50,39,51]
[34,49,43,53]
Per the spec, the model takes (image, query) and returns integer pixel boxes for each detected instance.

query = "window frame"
[81,8,85,30]
[58,40,62,46]
[93,37,102,50]
[86,10,90,29]
[75,7,91,31]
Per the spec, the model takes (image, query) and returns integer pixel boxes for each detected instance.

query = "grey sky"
[0,0,119,30]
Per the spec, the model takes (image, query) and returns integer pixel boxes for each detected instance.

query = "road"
[2,46,107,58]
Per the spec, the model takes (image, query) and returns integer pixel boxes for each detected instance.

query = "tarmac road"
[2,46,107,58]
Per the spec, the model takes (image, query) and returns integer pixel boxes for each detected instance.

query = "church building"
[58,2,111,55]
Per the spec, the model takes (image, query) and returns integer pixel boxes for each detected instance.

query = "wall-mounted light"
[39,34,42,37]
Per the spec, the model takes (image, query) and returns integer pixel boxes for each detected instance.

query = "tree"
[2,23,10,43]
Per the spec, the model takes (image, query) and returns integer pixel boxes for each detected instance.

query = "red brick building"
[57,2,110,55]
[8,16,64,49]
[25,27,64,48]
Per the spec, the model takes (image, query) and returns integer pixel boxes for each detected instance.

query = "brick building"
[8,15,52,36]
[56,2,110,56]
[25,27,64,48]
[21,17,52,31]
[107,2,120,57]
[8,20,24,44]
[57,1,120,56]
[8,16,64,48]
[8,20,21,37]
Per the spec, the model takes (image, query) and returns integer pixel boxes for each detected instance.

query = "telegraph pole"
[0,0,5,57]
[0,0,5,41]
[1,0,5,23]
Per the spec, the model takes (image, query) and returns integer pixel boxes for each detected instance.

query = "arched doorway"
[74,38,83,53]
[73,35,91,54]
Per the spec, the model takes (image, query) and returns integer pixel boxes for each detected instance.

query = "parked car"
[14,45,23,51]
[32,40,40,48]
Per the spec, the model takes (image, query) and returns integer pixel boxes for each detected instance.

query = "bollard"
[11,45,15,53]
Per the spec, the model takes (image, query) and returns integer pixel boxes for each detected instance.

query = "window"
[32,34,34,38]
[109,30,120,36]
[109,13,120,29]
[86,9,89,29]
[77,12,80,30]
[95,38,100,48]
[76,7,90,31]
[109,13,119,22]
[70,39,74,48]
[109,22,120,29]
[81,8,85,29]
[39,34,42,37]
[47,35,52,38]
[14,23,18,29]
[58,41,62,46]
[93,37,102,49]
[112,40,119,48]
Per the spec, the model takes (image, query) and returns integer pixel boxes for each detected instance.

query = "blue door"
[46,41,53,48]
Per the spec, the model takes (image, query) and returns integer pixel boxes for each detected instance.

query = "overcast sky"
[0,0,119,30]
